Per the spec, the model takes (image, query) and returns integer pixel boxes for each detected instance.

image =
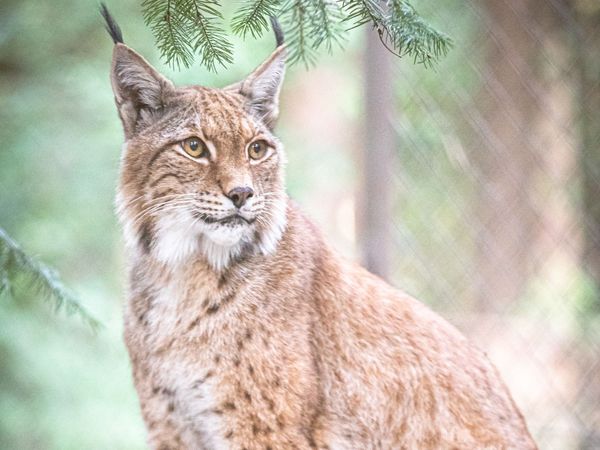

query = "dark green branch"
[232,0,282,39]
[140,0,452,70]
[0,227,101,331]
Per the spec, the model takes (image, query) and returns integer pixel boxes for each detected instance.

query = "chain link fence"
[364,1,600,448]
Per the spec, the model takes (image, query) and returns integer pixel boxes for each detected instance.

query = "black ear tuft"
[100,3,124,44]
[270,16,284,48]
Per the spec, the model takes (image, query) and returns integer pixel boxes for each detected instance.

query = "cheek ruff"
[125,193,288,270]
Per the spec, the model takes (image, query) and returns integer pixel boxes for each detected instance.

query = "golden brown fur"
[104,11,537,450]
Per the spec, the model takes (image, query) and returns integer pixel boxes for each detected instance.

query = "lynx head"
[102,7,287,270]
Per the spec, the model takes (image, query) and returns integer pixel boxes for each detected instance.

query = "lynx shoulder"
[102,5,537,449]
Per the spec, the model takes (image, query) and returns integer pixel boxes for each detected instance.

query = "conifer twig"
[142,0,233,71]
[0,227,101,331]
[232,0,282,39]
[139,0,452,71]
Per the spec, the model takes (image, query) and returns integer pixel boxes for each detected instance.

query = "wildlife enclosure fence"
[349,1,600,448]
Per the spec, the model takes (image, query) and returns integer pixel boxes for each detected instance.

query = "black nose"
[227,186,254,208]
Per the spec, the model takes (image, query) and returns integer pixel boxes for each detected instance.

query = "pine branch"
[232,0,282,39]
[143,0,192,68]
[142,0,233,71]
[140,0,452,70]
[0,227,101,331]
[385,0,452,67]
[280,0,317,66]
[307,0,345,51]
[341,0,386,29]
[184,0,234,71]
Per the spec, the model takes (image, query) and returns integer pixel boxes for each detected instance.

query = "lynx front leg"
[140,386,188,450]
[136,380,187,450]
[129,362,192,450]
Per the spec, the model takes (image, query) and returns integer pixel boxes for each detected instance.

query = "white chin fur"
[153,212,203,267]
[147,201,287,271]
[256,198,287,256]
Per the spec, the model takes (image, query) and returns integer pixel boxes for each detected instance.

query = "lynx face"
[112,44,287,270]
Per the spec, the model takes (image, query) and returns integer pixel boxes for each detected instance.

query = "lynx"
[102,6,536,450]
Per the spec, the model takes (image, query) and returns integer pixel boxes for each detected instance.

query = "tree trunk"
[576,5,600,297]
[474,0,541,310]
[358,27,395,281]
[573,6,600,448]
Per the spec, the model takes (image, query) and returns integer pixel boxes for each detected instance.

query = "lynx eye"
[248,140,269,161]
[181,137,209,159]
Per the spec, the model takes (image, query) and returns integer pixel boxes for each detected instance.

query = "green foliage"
[0,228,100,331]
[142,0,234,71]
[141,0,452,70]
[386,0,452,66]
[232,0,282,39]
[280,0,345,66]
[342,0,386,29]
[280,0,317,65]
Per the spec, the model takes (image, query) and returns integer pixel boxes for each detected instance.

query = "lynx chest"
[124,273,320,448]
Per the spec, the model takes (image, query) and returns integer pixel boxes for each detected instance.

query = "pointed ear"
[227,46,286,129]
[111,43,174,138]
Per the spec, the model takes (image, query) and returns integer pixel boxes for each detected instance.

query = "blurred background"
[1,0,599,448]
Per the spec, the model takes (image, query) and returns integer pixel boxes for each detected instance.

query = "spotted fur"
[103,8,537,450]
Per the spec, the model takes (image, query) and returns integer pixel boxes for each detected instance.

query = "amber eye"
[248,140,269,161]
[181,137,209,158]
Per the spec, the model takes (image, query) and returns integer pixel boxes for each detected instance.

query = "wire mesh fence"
[357,0,600,448]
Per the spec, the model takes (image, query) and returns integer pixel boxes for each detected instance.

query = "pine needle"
[0,227,101,332]
[140,0,452,70]
[341,0,386,29]
[142,0,233,71]
[232,0,282,39]
[307,0,345,52]
[280,0,317,66]
[386,0,452,68]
